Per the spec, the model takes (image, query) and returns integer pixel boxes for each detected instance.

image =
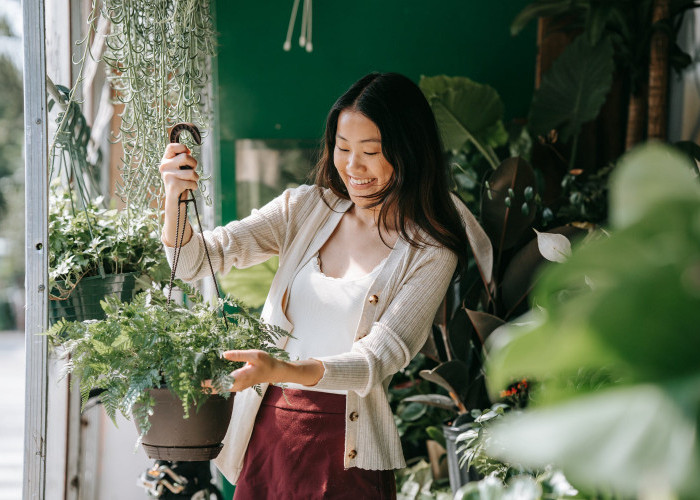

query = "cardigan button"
[348,449,357,459]
[349,411,359,422]
[368,294,379,304]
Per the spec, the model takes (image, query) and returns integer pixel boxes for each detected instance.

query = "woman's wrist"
[273,358,325,387]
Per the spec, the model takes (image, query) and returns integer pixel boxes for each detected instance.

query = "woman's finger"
[159,153,198,173]
[222,349,266,363]
[162,143,190,160]
[162,173,198,198]
[162,168,199,183]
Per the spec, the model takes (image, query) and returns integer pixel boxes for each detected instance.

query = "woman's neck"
[351,204,381,228]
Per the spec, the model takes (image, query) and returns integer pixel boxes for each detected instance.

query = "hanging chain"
[166,123,229,330]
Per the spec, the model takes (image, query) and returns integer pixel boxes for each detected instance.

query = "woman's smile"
[349,176,377,187]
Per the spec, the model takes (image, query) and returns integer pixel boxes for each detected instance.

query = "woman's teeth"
[350,177,374,185]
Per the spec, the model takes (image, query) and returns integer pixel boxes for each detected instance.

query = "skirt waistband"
[263,385,346,414]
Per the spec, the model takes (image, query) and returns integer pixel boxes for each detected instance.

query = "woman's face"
[334,109,394,208]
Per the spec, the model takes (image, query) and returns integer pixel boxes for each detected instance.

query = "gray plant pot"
[136,388,235,462]
[49,272,140,324]
[443,414,482,492]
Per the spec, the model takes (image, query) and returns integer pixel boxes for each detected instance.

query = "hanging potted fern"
[48,187,169,323]
[46,281,290,461]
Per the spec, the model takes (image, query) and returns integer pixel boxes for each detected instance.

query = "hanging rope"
[166,122,229,330]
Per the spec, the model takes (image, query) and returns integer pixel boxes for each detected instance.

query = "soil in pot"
[136,388,234,462]
[49,272,139,324]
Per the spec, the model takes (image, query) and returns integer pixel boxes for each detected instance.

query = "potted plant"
[46,280,290,461]
[48,186,169,323]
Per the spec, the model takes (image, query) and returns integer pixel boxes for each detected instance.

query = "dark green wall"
[215,0,536,221]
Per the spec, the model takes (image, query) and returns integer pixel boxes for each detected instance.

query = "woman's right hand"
[159,143,200,248]
[159,143,200,203]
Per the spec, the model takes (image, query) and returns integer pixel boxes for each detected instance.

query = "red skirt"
[233,386,396,500]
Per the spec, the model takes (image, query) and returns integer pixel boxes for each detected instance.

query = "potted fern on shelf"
[46,281,290,461]
[48,186,170,323]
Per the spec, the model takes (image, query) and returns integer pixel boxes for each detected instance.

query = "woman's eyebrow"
[336,133,381,143]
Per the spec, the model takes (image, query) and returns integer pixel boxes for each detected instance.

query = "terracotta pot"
[136,388,234,461]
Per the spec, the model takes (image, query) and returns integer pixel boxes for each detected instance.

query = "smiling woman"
[159,72,470,499]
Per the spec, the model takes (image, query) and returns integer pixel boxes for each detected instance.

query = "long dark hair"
[314,72,468,268]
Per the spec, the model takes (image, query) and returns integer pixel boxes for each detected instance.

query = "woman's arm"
[159,179,319,283]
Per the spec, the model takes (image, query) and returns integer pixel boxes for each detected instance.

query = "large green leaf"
[420,75,507,165]
[485,383,700,496]
[609,143,699,230]
[528,35,614,143]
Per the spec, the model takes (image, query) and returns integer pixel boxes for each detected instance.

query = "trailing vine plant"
[103,0,217,213]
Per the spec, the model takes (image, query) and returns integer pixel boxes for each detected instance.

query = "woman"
[160,72,468,499]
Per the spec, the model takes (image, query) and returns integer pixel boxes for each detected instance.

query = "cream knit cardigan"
[163,185,458,485]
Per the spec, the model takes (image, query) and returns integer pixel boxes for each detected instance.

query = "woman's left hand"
[202,350,281,393]
[225,349,282,392]
[202,349,325,393]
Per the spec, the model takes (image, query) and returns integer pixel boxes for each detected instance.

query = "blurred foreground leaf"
[484,143,700,496]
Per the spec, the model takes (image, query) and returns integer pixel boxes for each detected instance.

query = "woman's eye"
[365,152,379,156]
[336,146,349,152]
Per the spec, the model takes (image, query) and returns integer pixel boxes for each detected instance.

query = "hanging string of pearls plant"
[103,0,217,214]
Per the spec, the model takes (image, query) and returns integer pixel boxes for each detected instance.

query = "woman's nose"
[346,152,364,172]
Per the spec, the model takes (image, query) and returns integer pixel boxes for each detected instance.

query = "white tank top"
[280,253,386,394]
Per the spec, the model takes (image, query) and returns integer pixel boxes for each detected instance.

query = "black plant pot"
[49,272,140,324]
[136,388,235,462]
[443,414,482,492]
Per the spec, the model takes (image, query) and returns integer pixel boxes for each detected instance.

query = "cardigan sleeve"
[162,184,317,282]
[311,245,458,397]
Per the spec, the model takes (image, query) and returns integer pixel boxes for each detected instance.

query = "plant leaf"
[485,384,700,496]
[454,475,504,500]
[510,0,588,36]
[403,394,458,412]
[501,225,585,316]
[420,360,470,412]
[533,229,572,263]
[585,2,614,45]
[426,425,447,449]
[399,402,428,422]
[453,193,494,286]
[420,75,506,156]
[610,143,699,230]
[528,35,614,143]
[464,308,505,345]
